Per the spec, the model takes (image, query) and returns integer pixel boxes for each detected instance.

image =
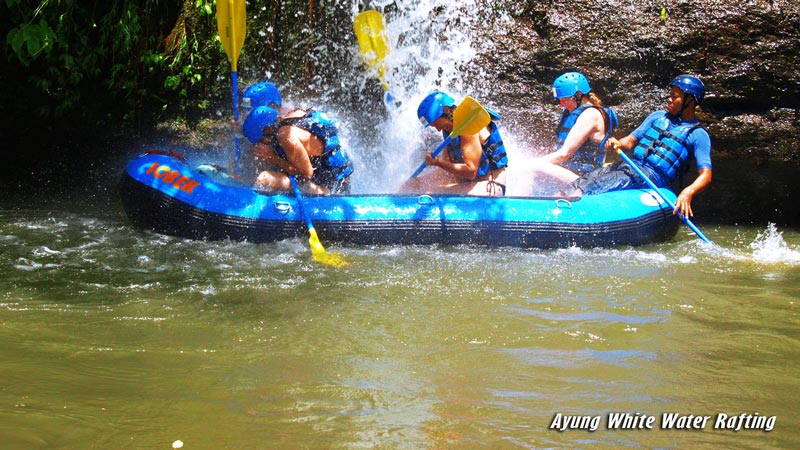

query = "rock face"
[470,0,799,162]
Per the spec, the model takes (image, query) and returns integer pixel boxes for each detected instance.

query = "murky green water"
[2,200,798,450]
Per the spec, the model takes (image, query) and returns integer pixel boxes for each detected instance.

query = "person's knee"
[255,171,275,186]
[255,171,287,191]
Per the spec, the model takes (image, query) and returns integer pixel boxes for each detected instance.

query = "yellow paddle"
[216,0,247,174]
[354,10,393,102]
[451,96,494,136]
[409,96,492,178]
[288,176,349,268]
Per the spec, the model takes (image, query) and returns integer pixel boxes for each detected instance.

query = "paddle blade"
[308,229,349,268]
[450,96,492,138]
[217,0,246,71]
[354,10,389,87]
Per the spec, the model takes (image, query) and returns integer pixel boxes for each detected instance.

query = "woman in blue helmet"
[242,105,354,195]
[567,74,713,219]
[515,72,618,196]
[227,81,287,174]
[545,72,618,174]
[398,91,508,196]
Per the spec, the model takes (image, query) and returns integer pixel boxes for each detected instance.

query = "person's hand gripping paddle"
[408,96,492,179]
[612,142,712,244]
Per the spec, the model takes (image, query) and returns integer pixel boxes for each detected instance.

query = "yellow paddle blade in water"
[308,229,349,268]
[354,10,390,89]
[217,0,246,71]
[450,96,492,138]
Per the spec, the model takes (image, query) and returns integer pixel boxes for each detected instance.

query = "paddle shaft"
[616,149,712,243]
[288,176,316,232]
[217,0,246,176]
[232,71,241,175]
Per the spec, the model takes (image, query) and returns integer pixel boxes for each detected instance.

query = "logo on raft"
[143,162,200,194]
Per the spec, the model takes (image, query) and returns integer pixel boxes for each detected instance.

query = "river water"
[2,192,799,449]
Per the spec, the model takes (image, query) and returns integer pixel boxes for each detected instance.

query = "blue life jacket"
[555,104,619,175]
[632,113,703,183]
[445,111,507,180]
[272,110,354,188]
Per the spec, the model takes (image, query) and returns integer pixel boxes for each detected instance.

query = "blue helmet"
[242,106,278,144]
[552,72,591,99]
[243,82,282,108]
[670,74,705,105]
[417,91,456,127]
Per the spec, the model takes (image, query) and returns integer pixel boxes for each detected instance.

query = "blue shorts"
[570,161,649,195]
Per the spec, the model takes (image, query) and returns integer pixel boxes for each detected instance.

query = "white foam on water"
[749,223,800,265]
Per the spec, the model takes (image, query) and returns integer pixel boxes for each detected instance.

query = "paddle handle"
[616,149,712,243]
[409,136,451,179]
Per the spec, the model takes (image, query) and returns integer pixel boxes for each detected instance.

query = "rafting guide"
[548,412,776,432]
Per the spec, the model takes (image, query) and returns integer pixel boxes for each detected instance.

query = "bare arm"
[542,108,603,165]
[427,133,482,179]
[606,134,639,152]
[277,127,315,179]
[675,168,711,218]
[253,142,293,173]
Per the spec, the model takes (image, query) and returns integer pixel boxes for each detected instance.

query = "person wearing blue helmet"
[544,72,618,174]
[517,72,620,196]
[241,106,279,144]
[243,81,282,110]
[230,82,284,159]
[566,74,712,219]
[242,104,353,195]
[399,90,508,196]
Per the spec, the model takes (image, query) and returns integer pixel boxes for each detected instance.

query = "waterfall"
[338,1,522,193]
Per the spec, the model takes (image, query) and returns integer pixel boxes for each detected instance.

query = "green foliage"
[1,0,225,129]
[6,19,56,60]
[0,0,358,131]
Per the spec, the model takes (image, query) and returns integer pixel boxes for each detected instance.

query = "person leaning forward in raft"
[242,105,354,195]
[563,74,712,218]
[398,91,508,197]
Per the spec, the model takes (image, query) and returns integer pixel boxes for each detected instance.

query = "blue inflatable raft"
[118,151,680,248]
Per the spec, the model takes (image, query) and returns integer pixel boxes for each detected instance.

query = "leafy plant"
[1,0,225,129]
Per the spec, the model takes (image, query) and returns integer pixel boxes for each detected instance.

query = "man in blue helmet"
[242,104,354,194]
[242,81,282,110]
[566,74,712,219]
[399,91,508,196]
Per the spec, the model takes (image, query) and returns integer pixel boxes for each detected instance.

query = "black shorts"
[570,161,648,195]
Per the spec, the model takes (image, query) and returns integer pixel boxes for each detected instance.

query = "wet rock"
[472,0,800,162]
